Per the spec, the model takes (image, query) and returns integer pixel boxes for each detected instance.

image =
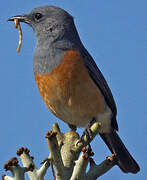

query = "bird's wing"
[80,48,118,130]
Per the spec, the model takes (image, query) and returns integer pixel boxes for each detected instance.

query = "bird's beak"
[8,14,30,24]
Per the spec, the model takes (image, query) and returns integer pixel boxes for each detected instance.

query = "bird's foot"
[81,128,92,150]
[81,118,97,149]
[68,124,77,131]
[81,118,97,140]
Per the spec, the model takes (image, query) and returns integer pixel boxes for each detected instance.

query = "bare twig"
[85,155,116,180]
[2,157,33,180]
[3,122,117,180]
[46,131,65,180]
[17,147,50,180]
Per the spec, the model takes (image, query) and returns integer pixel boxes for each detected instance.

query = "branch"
[3,122,117,180]
[46,131,65,180]
[16,147,50,180]
[70,147,94,180]
[46,122,116,180]
[2,157,33,180]
[85,155,116,180]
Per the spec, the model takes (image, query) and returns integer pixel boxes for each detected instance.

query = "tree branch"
[2,157,34,180]
[3,122,117,180]
[16,147,49,180]
[85,155,116,180]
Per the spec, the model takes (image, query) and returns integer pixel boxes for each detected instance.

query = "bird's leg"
[83,129,92,150]
[83,118,97,139]
[68,124,77,131]
[81,118,97,150]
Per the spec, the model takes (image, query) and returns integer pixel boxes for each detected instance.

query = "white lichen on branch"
[16,147,50,180]
[45,122,116,180]
[2,157,34,180]
[3,122,116,180]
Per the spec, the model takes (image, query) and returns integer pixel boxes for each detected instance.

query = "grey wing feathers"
[80,48,118,131]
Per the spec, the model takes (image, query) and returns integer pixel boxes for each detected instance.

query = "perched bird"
[8,6,140,173]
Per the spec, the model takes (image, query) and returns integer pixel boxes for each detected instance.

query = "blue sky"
[0,0,146,179]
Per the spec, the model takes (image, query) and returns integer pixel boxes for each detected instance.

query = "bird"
[8,6,140,173]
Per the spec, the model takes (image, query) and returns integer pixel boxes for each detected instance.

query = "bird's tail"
[100,131,140,173]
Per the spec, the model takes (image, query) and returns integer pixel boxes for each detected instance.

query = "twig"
[85,155,116,180]
[17,147,50,180]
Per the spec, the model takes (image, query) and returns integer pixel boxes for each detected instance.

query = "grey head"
[8,6,81,46]
[8,6,83,74]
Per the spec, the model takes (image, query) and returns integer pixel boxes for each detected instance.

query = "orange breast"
[34,50,106,126]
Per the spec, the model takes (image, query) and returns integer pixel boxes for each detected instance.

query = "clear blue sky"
[0,0,146,179]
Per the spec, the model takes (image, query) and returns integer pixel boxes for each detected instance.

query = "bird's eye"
[34,13,43,20]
